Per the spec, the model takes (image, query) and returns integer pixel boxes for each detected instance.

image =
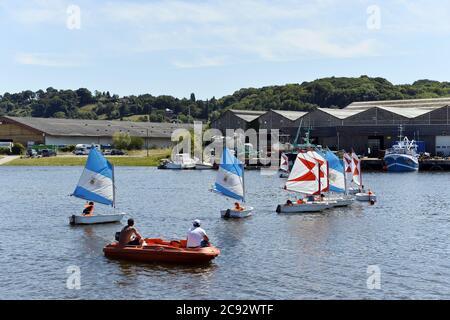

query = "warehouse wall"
[45,136,174,148]
[0,121,44,146]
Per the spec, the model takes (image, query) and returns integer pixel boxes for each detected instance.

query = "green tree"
[112,132,131,150]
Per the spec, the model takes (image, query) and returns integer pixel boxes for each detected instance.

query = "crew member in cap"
[186,219,209,248]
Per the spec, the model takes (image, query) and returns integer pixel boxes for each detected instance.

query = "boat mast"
[242,161,245,204]
[111,162,116,208]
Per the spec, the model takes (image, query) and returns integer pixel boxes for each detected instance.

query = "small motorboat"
[103,238,220,264]
[70,213,125,225]
[158,153,197,170]
[355,192,377,202]
[221,206,254,218]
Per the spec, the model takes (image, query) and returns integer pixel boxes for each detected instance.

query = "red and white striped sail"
[280,153,289,172]
[285,152,319,195]
[351,151,362,187]
[307,150,329,192]
[343,152,352,174]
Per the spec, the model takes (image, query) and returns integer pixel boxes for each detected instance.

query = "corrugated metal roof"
[3,116,192,138]
[317,107,366,119]
[270,109,308,121]
[347,97,450,109]
[229,109,265,122]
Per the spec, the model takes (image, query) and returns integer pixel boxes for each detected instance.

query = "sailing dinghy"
[69,148,125,225]
[276,151,333,214]
[213,148,254,218]
[279,152,290,178]
[323,150,354,207]
[349,151,377,202]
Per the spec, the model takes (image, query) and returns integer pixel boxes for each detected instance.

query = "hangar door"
[436,136,450,156]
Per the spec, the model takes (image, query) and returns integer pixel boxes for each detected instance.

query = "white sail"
[351,151,362,187]
[285,152,319,195]
[280,153,289,172]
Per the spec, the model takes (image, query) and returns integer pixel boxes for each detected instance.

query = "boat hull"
[276,202,331,214]
[69,213,126,225]
[355,193,377,202]
[326,197,354,207]
[220,207,254,218]
[279,172,289,178]
[384,154,419,172]
[103,238,220,264]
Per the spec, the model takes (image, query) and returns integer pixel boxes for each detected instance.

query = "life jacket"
[297,199,303,204]
[83,205,94,215]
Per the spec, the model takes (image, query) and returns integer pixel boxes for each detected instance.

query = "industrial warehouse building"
[211,98,450,157]
[0,116,192,148]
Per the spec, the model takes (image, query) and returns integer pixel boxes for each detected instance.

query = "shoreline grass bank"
[4,154,169,167]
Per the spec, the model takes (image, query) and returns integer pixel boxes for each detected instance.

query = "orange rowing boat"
[103,238,220,264]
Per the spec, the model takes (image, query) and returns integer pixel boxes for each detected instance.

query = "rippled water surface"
[1,166,450,299]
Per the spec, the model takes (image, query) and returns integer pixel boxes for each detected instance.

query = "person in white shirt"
[186,219,209,248]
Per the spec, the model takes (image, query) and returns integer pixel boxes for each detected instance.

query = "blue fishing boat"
[213,148,253,218]
[69,147,125,225]
[384,129,419,173]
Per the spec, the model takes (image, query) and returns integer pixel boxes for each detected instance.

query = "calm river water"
[1,166,450,299]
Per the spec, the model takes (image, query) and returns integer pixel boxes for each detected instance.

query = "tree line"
[1,76,450,123]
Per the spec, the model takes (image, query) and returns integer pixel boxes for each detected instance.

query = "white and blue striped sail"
[325,150,345,193]
[213,148,245,202]
[72,148,114,206]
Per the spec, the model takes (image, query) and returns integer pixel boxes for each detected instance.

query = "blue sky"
[1,0,450,99]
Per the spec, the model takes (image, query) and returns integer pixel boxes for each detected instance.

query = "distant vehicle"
[74,144,101,155]
[110,149,126,156]
[41,149,56,157]
[26,149,38,158]
[103,149,112,155]
[0,141,13,153]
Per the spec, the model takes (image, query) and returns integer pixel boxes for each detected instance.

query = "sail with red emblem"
[285,151,320,195]
[351,151,362,188]
[280,153,289,172]
[307,150,329,192]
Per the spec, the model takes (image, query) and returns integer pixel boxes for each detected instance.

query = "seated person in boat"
[187,219,209,248]
[118,218,144,246]
[234,202,244,211]
[285,199,294,206]
[296,198,304,204]
[306,195,315,202]
[82,201,95,216]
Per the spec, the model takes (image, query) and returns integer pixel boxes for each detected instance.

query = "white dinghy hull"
[220,207,254,218]
[69,213,126,225]
[326,197,355,207]
[355,193,377,202]
[276,202,331,214]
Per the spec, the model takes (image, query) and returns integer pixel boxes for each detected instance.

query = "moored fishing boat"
[384,137,419,172]
[103,238,220,264]
[212,148,253,218]
[69,148,125,225]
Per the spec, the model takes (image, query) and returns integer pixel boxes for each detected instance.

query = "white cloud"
[172,55,228,69]
[100,0,378,67]
[15,53,84,67]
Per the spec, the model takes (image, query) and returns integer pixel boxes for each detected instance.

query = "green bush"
[59,145,76,152]
[113,131,131,150]
[128,136,144,150]
[11,143,26,155]
[0,147,10,155]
